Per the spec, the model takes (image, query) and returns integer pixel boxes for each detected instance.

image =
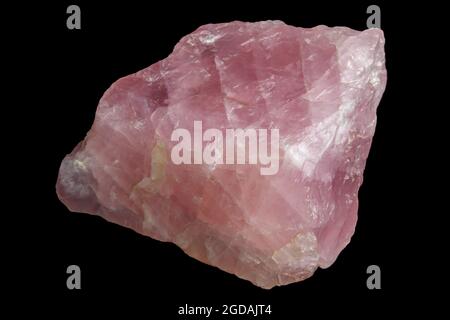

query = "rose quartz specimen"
[57,21,386,289]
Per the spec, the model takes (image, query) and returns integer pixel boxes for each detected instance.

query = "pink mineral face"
[56,21,387,289]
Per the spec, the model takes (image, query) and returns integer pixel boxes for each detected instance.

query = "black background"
[9,0,436,317]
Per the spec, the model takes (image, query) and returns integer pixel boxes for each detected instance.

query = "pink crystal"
[56,21,387,289]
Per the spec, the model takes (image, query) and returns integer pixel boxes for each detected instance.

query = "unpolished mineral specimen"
[57,21,387,289]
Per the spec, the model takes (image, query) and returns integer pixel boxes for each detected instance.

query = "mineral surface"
[56,21,387,289]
